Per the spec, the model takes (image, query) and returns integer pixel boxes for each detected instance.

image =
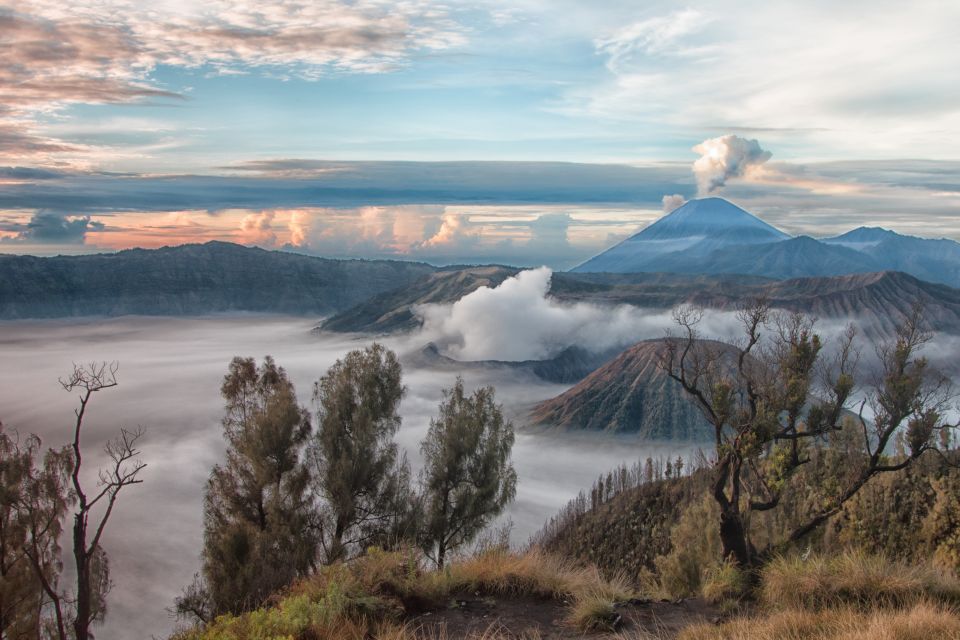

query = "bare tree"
[15,363,146,640]
[661,302,957,567]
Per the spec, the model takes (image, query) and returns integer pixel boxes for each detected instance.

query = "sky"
[1,0,959,264]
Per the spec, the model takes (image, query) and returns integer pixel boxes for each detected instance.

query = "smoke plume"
[692,134,771,194]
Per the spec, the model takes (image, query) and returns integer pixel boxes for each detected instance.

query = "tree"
[0,424,71,638]
[7,363,146,640]
[309,343,414,563]
[661,302,957,567]
[419,378,517,568]
[188,356,315,618]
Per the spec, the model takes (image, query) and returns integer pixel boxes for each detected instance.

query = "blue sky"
[2,0,959,262]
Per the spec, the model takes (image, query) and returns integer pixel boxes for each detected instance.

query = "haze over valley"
[3,2,960,638]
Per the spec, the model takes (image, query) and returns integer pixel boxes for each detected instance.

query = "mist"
[0,316,691,640]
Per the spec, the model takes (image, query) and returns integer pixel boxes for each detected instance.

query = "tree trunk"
[73,514,90,640]
[436,543,446,569]
[718,506,751,567]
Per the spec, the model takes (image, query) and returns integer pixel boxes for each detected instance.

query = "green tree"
[419,378,517,568]
[662,303,958,567]
[187,356,315,618]
[0,424,70,638]
[309,343,414,563]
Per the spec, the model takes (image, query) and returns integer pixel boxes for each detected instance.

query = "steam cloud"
[662,193,687,212]
[692,134,771,194]
[418,268,662,361]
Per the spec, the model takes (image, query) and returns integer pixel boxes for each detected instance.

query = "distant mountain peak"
[571,197,789,273]
[825,226,900,242]
[640,197,790,239]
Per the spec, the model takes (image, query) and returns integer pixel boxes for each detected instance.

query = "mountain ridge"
[0,241,436,319]
[572,197,960,286]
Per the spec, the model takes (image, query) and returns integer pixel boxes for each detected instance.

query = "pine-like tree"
[309,343,415,562]
[419,378,517,567]
[191,356,315,617]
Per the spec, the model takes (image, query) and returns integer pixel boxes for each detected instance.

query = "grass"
[760,550,960,611]
[673,602,960,640]
[665,551,960,640]
[701,560,748,606]
[172,547,636,640]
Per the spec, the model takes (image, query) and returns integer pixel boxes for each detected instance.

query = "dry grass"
[173,547,636,640]
[701,561,747,606]
[674,602,960,640]
[761,550,960,611]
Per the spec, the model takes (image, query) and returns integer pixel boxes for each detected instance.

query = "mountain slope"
[529,339,713,440]
[406,342,618,384]
[0,242,435,319]
[659,236,883,279]
[824,227,960,286]
[320,265,519,333]
[573,198,789,273]
[552,270,960,341]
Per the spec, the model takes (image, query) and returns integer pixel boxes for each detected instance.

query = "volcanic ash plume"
[692,134,771,194]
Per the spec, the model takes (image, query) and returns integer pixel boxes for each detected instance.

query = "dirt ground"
[408,591,719,638]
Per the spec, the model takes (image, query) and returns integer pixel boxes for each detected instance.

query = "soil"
[408,591,719,639]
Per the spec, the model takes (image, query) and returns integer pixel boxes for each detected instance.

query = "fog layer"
[0,316,690,640]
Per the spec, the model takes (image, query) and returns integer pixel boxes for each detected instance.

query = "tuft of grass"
[761,550,960,612]
[674,602,960,640]
[568,590,620,631]
[701,560,748,606]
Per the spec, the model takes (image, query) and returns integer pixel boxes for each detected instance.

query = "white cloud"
[575,0,960,158]
[595,8,711,72]
[417,267,657,360]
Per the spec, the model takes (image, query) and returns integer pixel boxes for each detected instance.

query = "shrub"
[653,494,721,598]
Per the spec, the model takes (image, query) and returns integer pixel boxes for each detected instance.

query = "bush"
[653,494,721,599]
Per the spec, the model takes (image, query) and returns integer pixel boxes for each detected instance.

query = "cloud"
[662,194,686,212]
[238,210,277,246]
[417,267,656,361]
[595,9,711,71]
[692,135,771,195]
[0,1,468,166]
[288,210,308,247]
[420,212,469,248]
[575,2,960,159]
[222,159,348,179]
[0,211,104,244]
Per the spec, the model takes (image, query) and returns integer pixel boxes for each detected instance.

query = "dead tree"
[16,363,146,640]
[60,363,146,640]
